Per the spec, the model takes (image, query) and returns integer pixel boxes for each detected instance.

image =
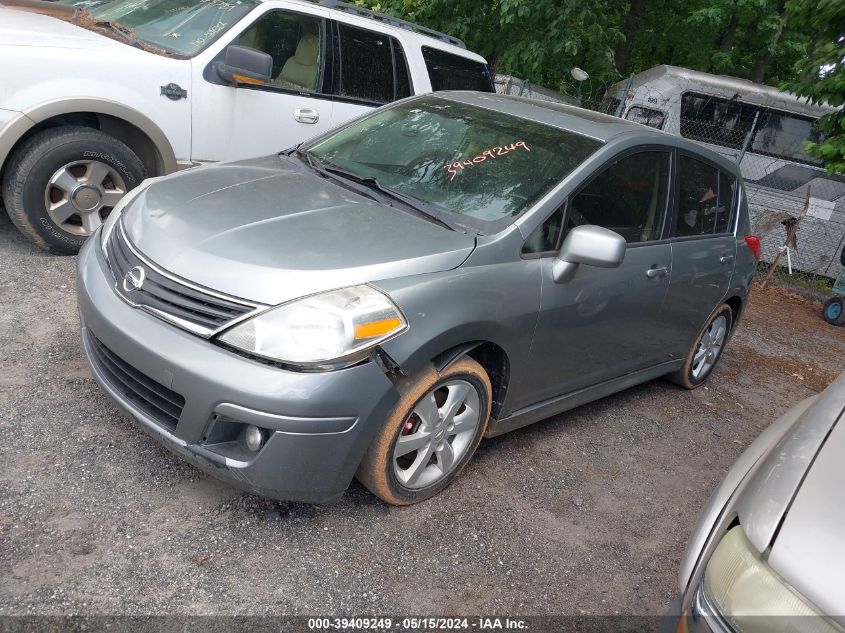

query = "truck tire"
[2,126,146,254]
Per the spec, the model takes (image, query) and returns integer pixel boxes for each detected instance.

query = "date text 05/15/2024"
[307,617,529,630]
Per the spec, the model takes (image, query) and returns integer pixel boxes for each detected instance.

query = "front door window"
[238,10,325,93]
[569,151,671,243]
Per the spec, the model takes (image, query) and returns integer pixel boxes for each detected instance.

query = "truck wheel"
[356,358,491,505]
[2,126,146,254]
[822,297,845,326]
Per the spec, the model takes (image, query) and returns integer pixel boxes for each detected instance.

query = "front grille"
[106,221,256,335]
[86,331,185,432]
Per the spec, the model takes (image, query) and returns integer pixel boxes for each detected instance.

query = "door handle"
[720,255,735,264]
[646,266,669,279]
[294,108,319,124]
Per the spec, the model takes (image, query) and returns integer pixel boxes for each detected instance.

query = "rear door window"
[422,46,494,92]
[568,151,671,244]
[675,155,736,237]
[334,23,412,104]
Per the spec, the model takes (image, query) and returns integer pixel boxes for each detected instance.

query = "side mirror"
[213,45,273,86]
[552,225,626,284]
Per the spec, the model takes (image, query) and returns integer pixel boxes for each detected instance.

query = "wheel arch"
[724,293,744,332]
[0,99,178,182]
[431,341,511,419]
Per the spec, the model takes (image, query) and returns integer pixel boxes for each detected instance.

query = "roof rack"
[307,0,466,49]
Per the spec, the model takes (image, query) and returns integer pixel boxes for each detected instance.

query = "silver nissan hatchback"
[77,92,758,505]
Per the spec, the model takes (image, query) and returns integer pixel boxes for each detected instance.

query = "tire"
[822,297,845,326]
[667,303,733,390]
[356,357,492,505]
[2,126,146,254]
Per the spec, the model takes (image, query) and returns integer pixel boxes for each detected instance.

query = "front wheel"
[2,126,146,254]
[822,297,845,326]
[356,358,492,505]
[668,304,733,390]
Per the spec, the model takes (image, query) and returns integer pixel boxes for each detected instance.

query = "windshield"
[306,97,603,233]
[59,0,256,56]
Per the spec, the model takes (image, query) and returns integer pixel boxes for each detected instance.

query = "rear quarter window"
[422,46,494,92]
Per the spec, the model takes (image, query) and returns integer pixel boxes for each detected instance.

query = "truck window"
[422,46,494,93]
[63,0,258,56]
[680,92,758,150]
[625,106,666,130]
[336,23,411,104]
[238,10,325,93]
[751,111,824,166]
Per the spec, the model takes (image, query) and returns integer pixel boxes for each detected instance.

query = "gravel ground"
[1,210,843,618]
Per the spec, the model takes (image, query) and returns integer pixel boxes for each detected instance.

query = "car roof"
[437,91,744,178]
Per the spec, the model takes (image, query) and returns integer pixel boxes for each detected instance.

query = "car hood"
[767,387,845,624]
[122,155,476,305]
[0,6,122,52]
[730,371,845,623]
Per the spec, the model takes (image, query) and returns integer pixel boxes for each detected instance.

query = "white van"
[0,0,493,252]
[604,65,844,277]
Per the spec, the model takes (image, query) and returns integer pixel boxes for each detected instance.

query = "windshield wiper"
[288,147,390,205]
[291,149,470,233]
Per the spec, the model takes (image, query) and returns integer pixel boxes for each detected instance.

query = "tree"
[357,0,818,100]
[355,0,625,95]
[614,0,646,73]
[782,0,845,174]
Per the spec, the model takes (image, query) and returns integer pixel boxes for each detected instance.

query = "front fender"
[374,260,542,418]
[0,98,180,175]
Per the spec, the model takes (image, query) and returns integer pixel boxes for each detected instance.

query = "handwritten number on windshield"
[443,141,531,182]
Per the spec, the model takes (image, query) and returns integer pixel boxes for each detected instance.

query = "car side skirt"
[486,359,683,437]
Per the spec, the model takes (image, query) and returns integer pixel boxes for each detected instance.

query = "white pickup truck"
[0,0,493,253]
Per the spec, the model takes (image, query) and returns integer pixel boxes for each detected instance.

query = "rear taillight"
[744,235,761,262]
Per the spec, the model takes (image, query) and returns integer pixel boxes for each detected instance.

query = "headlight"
[703,527,841,633]
[218,285,407,366]
[100,177,158,249]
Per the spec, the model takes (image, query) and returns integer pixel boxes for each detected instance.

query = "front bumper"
[76,236,400,503]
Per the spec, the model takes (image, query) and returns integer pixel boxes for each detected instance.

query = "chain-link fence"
[575,86,845,296]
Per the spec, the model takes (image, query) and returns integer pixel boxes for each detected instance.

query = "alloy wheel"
[44,160,128,236]
[393,379,482,489]
[692,315,728,380]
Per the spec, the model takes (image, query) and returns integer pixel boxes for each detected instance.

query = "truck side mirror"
[214,45,273,86]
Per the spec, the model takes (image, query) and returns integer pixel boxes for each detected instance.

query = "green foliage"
[356,0,625,94]
[781,0,845,174]
[355,0,838,165]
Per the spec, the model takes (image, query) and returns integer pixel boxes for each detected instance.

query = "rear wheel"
[668,304,733,389]
[356,358,491,505]
[2,126,146,254]
[822,297,845,326]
